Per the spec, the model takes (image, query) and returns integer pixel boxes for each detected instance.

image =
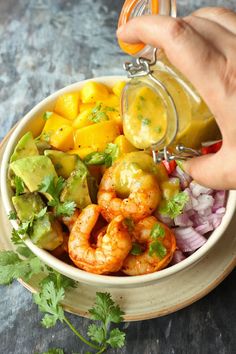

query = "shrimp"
[122,216,176,275]
[68,204,132,274]
[97,166,161,222]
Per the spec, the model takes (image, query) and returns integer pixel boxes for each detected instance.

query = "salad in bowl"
[1,76,235,287]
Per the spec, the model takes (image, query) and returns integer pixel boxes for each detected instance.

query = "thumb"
[183,152,229,190]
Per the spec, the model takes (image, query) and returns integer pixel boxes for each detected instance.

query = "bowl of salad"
[1,76,236,287]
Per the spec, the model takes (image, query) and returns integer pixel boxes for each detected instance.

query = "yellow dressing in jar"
[118,0,221,154]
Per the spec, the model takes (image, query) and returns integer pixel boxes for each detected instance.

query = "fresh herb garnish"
[150,224,165,239]
[155,126,162,134]
[148,223,167,259]
[123,218,135,232]
[84,143,119,168]
[88,292,126,350]
[8,210,17,220]
[0,236,126,353]
[130,243,142,256]
[14,175,25,196]
[159,191,189,218]
[43,112,53,121]
[139,95,145,101]
[38,176,76,217]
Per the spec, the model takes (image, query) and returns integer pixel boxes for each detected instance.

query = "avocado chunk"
[10,132,39,162]
[12,192,45,222]
[35,141,51,155]
[10,156,58,194]
[60,166,92,209]
[44,150,78,179]
[30,213,63,251]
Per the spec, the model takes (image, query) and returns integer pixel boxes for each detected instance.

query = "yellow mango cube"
[102,94,120,108]
[79,103,95,112]
[50,125,74,151]
[112,81,126,97]
[74,120,120,151]
[114,135,138,157]
[72,109,93,129]
[68,147,96,159]
[81,81,109,103]
[54,92,80,120]
[42,113,72,136]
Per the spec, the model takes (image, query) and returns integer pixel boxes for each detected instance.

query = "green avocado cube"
[12,193,45,222]
[10,156,58,194]
[31,213,63,251]
[10,132,39,162]
[44,150,78,179]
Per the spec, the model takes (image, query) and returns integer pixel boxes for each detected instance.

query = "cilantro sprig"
[14,175,25,195]
[38,176,76,217]
[84,143,119,168]
[0,236,126,353]
[89,103,118,123]
[148,223,167,259]
[159,191,189,219]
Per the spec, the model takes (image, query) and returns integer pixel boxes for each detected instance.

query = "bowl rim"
[1,75,236,287]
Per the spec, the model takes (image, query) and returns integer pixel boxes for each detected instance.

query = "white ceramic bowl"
[1,76,236,288]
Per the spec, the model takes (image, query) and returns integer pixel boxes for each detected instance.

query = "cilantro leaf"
[159,191,189,218]
[38,176,75,217]
[84,143,119,167]
[149,241,167,259]
[33,281,65,328]
[43,111,53,121]
[130,243,142,256]
[87,324,105,344]
[8,210,17,220]
[106,328,126,348]
[14,176,25,196]
[123,217,135,232]
[150,223,165,239]
[88,104,109,123]
[0,250,42,285]
[89,292,124,324]
[40,349,64,354]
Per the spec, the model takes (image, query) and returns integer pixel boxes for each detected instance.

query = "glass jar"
[118,0,221,159]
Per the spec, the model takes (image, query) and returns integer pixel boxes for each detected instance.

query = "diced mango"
[68,147,96,159]
[161,179,180,200]
[74,121,120,151]
[79,103,95,112]
[114,135,138,157]
[50,125,74,151]
[41,113,72,136]
[54,92,80,120]
[112,81,126,97]
[72,109,94,129]
[102,94,120,108]
[81,82,109,103]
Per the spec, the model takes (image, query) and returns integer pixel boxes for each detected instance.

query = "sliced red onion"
[208,213,224,228]
[171,166,192,189]
[192,194,214,212]
[189,181,213,197]
[198,207,212,216]
[156,212,174,227]
[195,222,214,235]
[171,250,186,264]
[215,207,226,215]
[174,227,207,252]
[212,191,226,212]
[174,213,193,227]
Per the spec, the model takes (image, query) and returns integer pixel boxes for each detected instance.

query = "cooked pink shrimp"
[122,216,176,275]
[68,204,132,274]
[97,166,161,222]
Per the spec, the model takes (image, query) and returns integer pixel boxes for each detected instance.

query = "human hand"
[117,7,236,190]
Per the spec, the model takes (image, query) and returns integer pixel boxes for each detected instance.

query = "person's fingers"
[117,15,225,115]
[183,149,233,189]
[192,7,236,35]
[183,15,235,53]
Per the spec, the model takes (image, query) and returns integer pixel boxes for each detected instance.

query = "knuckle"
[168,18,189,41]
[192,7,232,17]
[219,54,236,97]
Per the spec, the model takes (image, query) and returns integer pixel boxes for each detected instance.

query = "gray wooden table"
[0,1,236,353]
